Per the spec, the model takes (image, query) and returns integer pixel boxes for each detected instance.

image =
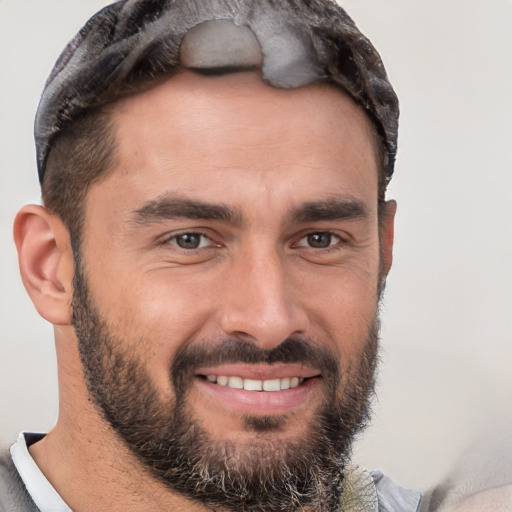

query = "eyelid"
[170,233,210,249]
[161,229,220,249]
[292,231,343,248]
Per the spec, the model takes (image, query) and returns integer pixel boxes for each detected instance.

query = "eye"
[295,232,341,249]
[168,232,212,250]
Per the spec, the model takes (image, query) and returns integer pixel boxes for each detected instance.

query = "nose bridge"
[220,242,307,348]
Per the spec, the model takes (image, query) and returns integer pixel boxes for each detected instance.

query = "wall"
[1,0,511,492]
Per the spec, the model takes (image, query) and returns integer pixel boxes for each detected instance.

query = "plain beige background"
[1,0,511,492]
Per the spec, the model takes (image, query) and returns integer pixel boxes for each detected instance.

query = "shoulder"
[0,444,39,512]
[370,469,422,512]
[341,466,421,512]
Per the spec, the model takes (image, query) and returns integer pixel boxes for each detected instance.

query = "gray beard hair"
[71,257,380,512]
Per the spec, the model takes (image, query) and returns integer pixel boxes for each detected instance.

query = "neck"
[29,409,207,511]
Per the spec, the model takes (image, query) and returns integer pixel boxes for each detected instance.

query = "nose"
[219,246,309,350]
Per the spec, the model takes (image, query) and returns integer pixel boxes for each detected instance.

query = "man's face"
[73,71,392,510]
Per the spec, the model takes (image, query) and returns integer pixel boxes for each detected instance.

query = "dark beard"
[71,258,380,512]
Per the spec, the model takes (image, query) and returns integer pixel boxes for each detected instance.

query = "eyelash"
[293,231,345,252]
[162,231,217,251]
[161,230,346,253]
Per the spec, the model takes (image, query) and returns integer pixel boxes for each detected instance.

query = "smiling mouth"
[194,367,322,414]
[198,374,315,391]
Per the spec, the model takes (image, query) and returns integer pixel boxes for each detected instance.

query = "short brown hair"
[42,109,116,251]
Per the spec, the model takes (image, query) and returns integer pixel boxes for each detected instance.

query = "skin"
[14,71,396,511]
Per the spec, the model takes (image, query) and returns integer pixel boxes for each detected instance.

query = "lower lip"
[194,376,319,415]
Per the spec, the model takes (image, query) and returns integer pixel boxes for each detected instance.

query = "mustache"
[171,337,341,396]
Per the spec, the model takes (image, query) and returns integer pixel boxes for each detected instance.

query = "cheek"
[84,257,219,384]
[297,257,380,360]
[99,273,212,327]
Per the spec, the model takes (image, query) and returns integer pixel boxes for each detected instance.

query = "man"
[0,0,422,510]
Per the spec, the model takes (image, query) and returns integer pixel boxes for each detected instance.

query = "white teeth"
[217,375,229,386]
[228,376,244,389]
[280,377,291,390]
[262,379,281,391]
[244,379,263,391]
[205,375,308,391]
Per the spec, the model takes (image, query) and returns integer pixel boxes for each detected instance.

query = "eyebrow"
[131,196,243,225]
[131,195,368,227]
[289,198,369,224]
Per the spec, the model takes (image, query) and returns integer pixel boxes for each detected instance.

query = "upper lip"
[194,363,321,381]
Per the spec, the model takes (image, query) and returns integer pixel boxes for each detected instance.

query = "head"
[15,1,398,511]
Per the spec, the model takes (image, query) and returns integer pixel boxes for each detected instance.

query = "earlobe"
[379,199,397,277]
[13,205,74,325]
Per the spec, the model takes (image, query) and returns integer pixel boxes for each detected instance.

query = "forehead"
[112,71,376,146]
[94,71,379,215]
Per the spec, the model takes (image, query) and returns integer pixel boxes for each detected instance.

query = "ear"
[13,205,74,325]
[379,199,397,277]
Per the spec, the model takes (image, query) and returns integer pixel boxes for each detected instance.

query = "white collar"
[10,432,72,512]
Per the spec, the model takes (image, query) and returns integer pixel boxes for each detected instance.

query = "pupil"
[308,233,331,248]
[177,233,200,249]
